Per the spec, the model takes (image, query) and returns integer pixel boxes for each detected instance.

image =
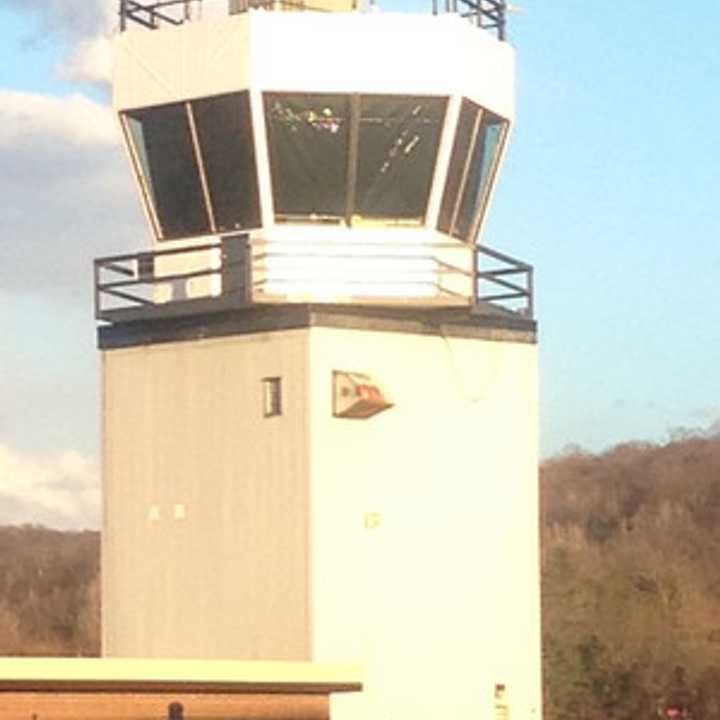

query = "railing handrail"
[94,237,532,320]
[477,243,532,271]
[94,240,221,266]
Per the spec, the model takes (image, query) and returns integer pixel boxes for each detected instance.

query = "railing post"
[93,260,101,320]
[471,243,479,308]
[497,0,507,40]
[526,265,534,319]
[243,235,253,304]
[221,233,252,304]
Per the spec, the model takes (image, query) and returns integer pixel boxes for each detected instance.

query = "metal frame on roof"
[118,0,508,39]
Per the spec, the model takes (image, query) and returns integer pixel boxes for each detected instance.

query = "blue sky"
[1,0,719,526]
[497,2,720,450]
[0,7,72,94]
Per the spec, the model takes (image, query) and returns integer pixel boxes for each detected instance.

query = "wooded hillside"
[0,525,99,656]
[542,435,720,720]
[2,435,720,718]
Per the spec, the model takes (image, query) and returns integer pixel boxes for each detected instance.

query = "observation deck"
[99,0,533,343]
[95,237,532,320]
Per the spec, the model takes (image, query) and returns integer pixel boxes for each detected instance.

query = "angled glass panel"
[353,96,446,224]
[125,103,210,240]
[264,93,350,221]
[437,99,478,235]
[454,110,507,240]
[192,92,261,232]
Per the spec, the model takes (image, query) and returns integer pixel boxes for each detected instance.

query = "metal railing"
[94,236,532,322]
[119,0,318,30]
[476,243,533,318]
[432,0,506,38]
[119,0,508,38]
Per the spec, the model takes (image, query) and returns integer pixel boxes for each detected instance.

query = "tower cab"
[98,0,531,318]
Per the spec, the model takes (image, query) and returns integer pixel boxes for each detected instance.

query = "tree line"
[542,435,720,720]
[3,434,720,719]
[0,525,99,656]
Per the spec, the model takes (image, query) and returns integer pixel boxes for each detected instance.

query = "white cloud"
[0,89,145,459]
[2,0,115,88]
[0,90,117,145]
[59,34,113,87]
[0,5,144,472]
[0,0,114,42]
[0,90,146,300]
[0,444,99,530]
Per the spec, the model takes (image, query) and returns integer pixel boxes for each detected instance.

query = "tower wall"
[307,326,541,720]
[102,330,312,659]
[114,12,515,118]
[101,313,540,720]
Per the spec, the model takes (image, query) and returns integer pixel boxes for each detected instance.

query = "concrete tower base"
[100,304,540,720]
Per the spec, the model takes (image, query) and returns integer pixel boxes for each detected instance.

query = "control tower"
[95,1,541,719]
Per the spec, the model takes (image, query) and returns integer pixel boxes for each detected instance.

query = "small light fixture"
[333,371,392,419]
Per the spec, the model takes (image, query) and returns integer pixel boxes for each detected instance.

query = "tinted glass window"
[437,99,479,235]
[454,112,506,240]
[192,92,261,232]
[126,103,210,240]
[264,94,350,220]
[354,96,446,222]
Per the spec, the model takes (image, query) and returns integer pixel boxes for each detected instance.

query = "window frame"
[262,377,283,418]
[466,112,509,242]
[263,91,450,229]
[123,100,211,241]
[436,98,509,243]
[192,92,262,234]
[263,91,352,225]
[121,90,263,242]
[353,93,448,225]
